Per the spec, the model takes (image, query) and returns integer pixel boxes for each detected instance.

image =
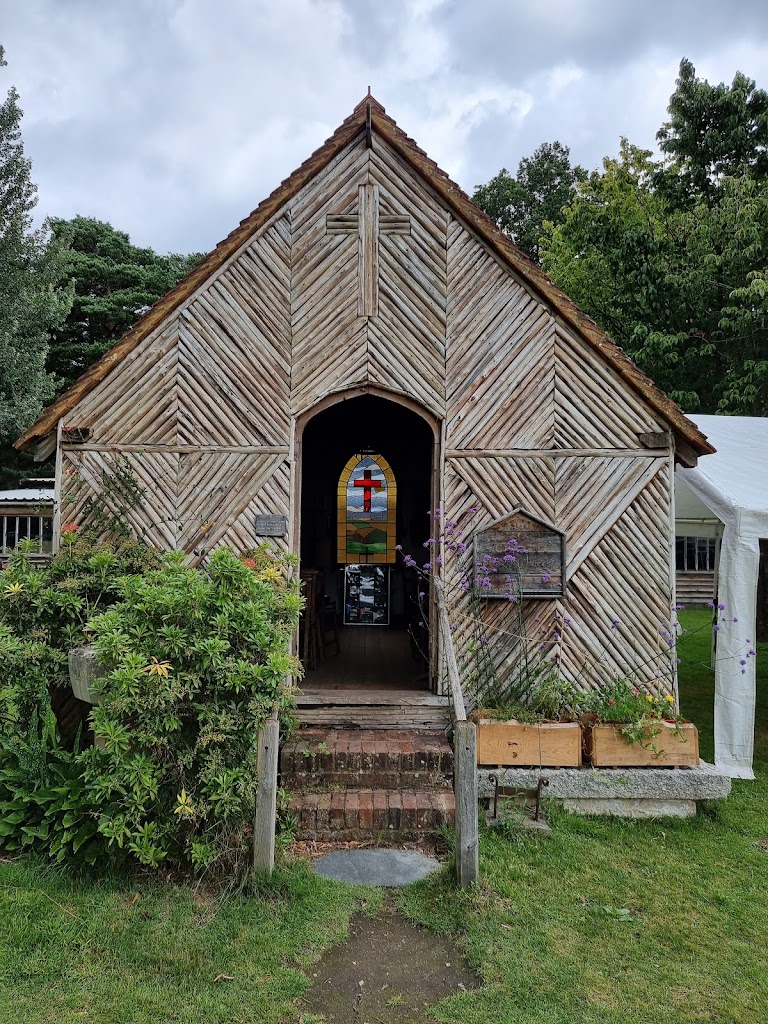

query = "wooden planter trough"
[475,717,582,767]
[584,722,699,768]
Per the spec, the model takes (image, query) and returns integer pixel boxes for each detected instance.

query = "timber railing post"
[253,709,280,876]
[454,719,479,887]
[434,579,479,887]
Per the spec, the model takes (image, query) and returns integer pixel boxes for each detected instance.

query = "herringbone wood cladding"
[58,131,675,693]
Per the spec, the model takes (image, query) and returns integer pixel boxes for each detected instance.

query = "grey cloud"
[434,0,768,81]
[2,1,768,255]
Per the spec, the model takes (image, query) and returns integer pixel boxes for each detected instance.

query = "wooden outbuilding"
[16,95,714,717]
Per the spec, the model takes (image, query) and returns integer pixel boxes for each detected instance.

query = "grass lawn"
[1,609,766,1023]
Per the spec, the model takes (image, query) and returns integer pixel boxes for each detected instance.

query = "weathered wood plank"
[454,720,479,887]
[253,714,280,875]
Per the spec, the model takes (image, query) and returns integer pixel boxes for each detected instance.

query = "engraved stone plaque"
[254,514,288,537]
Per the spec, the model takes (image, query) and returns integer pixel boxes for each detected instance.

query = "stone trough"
[478,762,731,819]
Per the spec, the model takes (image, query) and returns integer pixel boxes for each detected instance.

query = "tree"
[538,60,768,416]
[0,47,72,451]
[472,142,585,261]
[657,58,768,205]
[46,217,204,392]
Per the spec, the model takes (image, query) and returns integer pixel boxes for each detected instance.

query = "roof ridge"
[15,97,714,458]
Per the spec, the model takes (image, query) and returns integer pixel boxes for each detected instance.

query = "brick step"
[289,786,456,842]
[288,768,450,791]
[281,728,454,787]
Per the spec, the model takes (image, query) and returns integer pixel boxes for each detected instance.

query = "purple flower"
[718,602,725,611]
[433,508,441,520]
[563,616,571,626]
[713,625,721,632]
[748,649,757,657]
[706,601,715,609]
[610,618,621,630]
[395,544,402,551]
[740,659,747,666]
[732,616,738,623]
[480,576,492,589]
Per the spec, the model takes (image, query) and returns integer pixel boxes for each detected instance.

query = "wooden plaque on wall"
[254,514,288,537]
[472,507,565,599]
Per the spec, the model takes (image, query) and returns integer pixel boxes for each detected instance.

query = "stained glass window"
[337,453,396,564]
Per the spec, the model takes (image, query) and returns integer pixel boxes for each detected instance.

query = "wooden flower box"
[474,717,582,767]
[584,722,699,768]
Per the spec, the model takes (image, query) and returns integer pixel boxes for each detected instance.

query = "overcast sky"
[3,0,768,255]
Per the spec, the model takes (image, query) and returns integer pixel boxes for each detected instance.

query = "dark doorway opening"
[299,395,435,690]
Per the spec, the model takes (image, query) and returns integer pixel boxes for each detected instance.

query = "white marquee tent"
[676,415,768,779]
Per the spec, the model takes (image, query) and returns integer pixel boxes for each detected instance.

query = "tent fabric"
[676,415,768,780]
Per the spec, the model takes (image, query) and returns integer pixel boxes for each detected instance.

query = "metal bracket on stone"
[68,645,107,705]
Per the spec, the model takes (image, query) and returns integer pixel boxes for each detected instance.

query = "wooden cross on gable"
[327,183,410,317]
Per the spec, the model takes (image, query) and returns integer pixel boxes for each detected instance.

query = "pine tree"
[0,46,72,456]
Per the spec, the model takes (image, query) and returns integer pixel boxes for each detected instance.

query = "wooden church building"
[16,95,714,714]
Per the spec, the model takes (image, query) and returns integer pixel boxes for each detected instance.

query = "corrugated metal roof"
[0,488,54,504]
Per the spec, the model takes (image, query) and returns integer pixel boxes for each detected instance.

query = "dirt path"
[299,908,479,1023]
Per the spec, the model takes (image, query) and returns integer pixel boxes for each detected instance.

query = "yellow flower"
[665,695,675,703]
[645,694,655,703]
[3,582,23,595]
[174,788,195,818]
[142,657,172,678]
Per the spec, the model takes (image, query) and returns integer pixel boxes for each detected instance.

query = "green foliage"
[657,57,768,203]
[578,677,683,753]
[0,718,104,866]
[472,141,585,261]
[0,536,160,672]
[0,47,73,473]
[80,547,302,872]
[472,57,768,415]
[46,215,203,392]
[0,541,301,875]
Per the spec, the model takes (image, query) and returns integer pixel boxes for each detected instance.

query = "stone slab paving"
[312,848,441,886]
[477,760,731,818]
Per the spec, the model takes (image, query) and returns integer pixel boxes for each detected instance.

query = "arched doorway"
[297,392,439,692]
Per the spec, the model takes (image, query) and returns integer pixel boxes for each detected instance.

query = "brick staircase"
[282,728,456,843]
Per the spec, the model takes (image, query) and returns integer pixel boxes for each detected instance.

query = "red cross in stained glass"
[354,469,383,513]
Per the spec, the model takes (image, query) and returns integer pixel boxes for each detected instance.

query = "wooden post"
[253,713,280,875]
[454,720,479,887]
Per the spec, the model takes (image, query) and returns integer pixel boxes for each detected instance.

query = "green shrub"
[0,541,302,876]
[81,546,302,873]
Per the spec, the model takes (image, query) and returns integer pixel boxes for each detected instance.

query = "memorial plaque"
[254,514,288,537]
[473,508,565,599]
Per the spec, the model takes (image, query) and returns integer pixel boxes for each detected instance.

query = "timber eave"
[16,93,715,462]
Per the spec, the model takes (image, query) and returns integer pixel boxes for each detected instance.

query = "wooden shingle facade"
[17,96,714,703]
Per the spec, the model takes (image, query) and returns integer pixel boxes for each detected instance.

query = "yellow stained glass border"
[337,453,396,563]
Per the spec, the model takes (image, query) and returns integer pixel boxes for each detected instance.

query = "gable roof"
[15,95,715,460]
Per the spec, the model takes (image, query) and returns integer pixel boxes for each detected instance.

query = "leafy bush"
[81,547,302,872]
[2,532,158,638]
[0,717,104,865]
[0,540,302,876]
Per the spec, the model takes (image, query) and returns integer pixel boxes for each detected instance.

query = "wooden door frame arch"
[291,384,443,691]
